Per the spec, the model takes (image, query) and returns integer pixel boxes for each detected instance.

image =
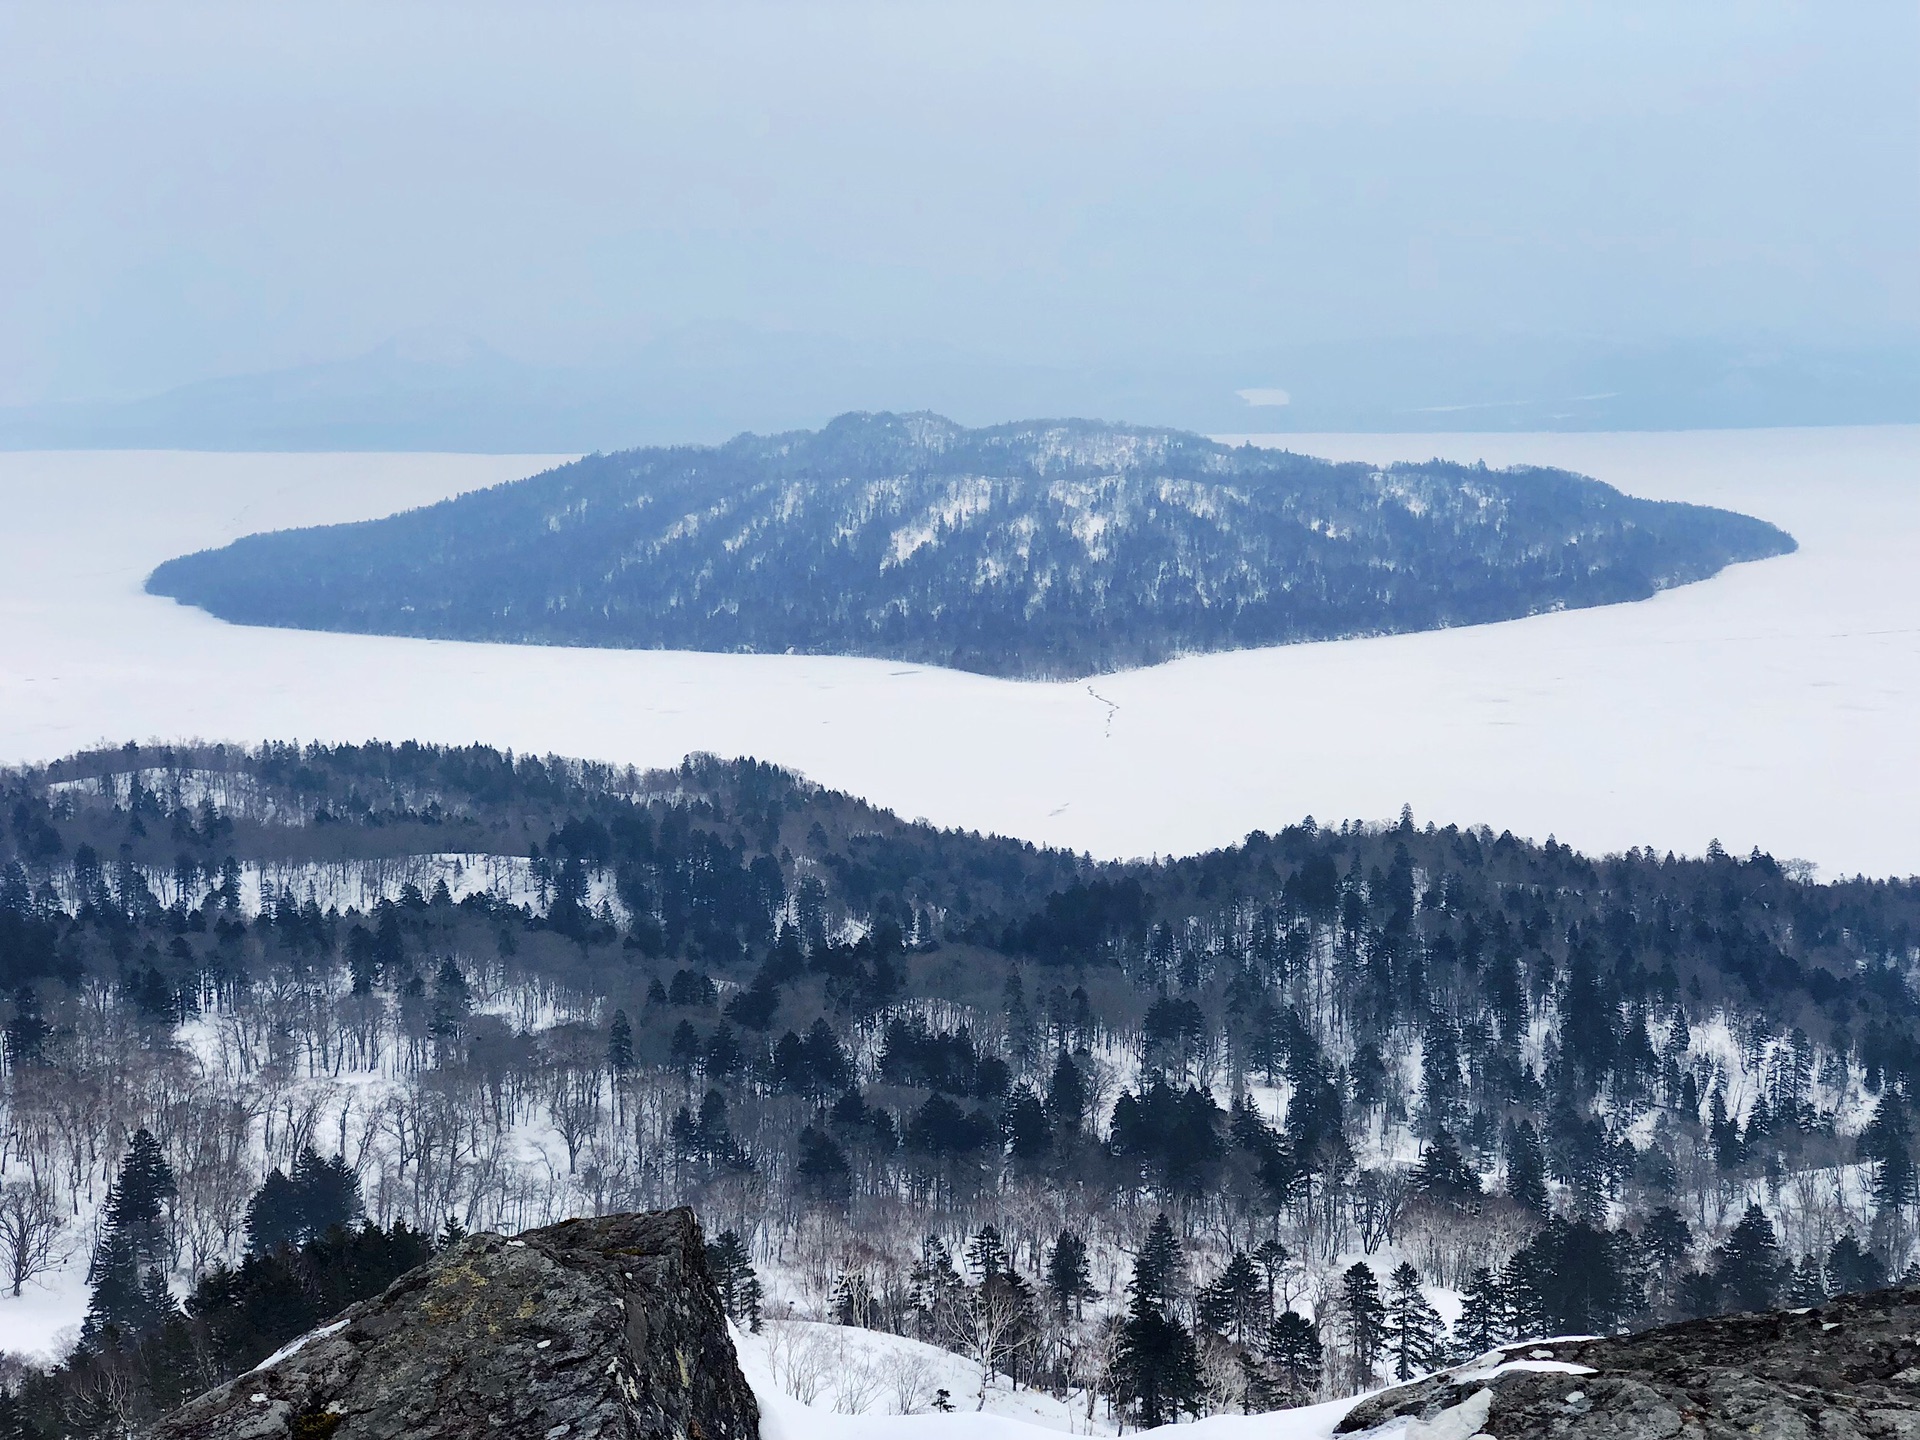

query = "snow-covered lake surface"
[1,426,1917,876]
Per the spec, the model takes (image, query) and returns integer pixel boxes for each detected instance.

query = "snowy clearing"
[0,428,1916,875]
[734,1319,1368,1440]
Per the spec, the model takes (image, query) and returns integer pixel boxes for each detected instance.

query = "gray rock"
[1339,1288,1920,1440]
[148,1208,759,1440]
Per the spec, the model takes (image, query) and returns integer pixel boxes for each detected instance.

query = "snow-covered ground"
[0,1262,88,1364]
[1,428,1917,875]
[734,1319,1367,1440]
[735,1319,1106,1433]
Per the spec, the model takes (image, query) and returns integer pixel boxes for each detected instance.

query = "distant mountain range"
[146,412,1795,679]
[4,332,1917,452]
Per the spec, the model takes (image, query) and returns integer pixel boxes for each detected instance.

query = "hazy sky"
[1,2,1914,404]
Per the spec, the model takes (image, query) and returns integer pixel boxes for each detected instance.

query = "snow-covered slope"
[733,1320,1365,1440]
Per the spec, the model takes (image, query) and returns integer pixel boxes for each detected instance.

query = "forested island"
[0,740,1916,1433]
[145,414,1795,678]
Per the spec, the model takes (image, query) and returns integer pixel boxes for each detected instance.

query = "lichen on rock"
[1339,1286,1920,1440]
[148,1209,759,1440]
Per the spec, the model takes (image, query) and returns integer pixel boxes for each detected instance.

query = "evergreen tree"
[0,1385,36,1440]
[794,1125,851,1206]
[1876,1143,1919,1215]
[1638,1205,1695,1317]
[1264,1310,1324,1403]
[4,987,50,1068]
[1339,1262,1387,1386]
[1502,1218,1641,1336]
[1826,1231,1888,1297]
[607,1009,635,1074]
[83,1129,177,1345]
[188,1218,433,1376]
[1046,1051,1088,1136]
[1238,1351,1283,1416]
[1386,1262,1445,1381]
[105,1130,174,1264]
[1252,1238,1291,1315]
[345,925,378,995]
[81,1229,178,1345]
[1003,1087,1052,1163]
[975,1268,1041,1392]
[705,1229,763,1332]
[1864,1093,1920,1218]
[431,958,470,1039]
[1131,1213,1183,1314]
[1503,1119,1549,1216]
[669,1020,700,1076]
[1044,1230,1096,1321]
[139,1310,203,1415]
[1861,1090,1913,1167]
[910,1236,966,1340]
[1197,1251,1268,1343]
[1410,1130,1481,1210]
[966,1224,1009,1281]
[1713,1203,1785,1313]
[1784,1254,1829,1307]
[1454,1267,1507,1355]
[243,1168,303,1254]
[244,1147,362,1253]
[705,1024,744,1083]
[1114,1292,1199,1425]
[294,1148,359,1232]
[1675,1269,1720,1320]
[1639,1206,1694,1270]
[1112,1212,1200,1425]
[1708,1089,1745,1171]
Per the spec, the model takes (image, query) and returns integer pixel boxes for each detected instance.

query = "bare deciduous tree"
[0,1177,67,1296]
[945,1278,1033,1411]
[829,1344,886,1415]
[880,1347,938,1414]
[763,1319,833,1404]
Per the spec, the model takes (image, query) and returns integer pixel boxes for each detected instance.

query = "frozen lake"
[1,427,1916,877]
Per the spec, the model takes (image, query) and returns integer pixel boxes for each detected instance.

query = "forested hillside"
[1,740,1916,1435]
[145,414,1794,677]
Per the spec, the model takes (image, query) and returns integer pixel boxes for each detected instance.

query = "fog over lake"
[2,426,1915,876]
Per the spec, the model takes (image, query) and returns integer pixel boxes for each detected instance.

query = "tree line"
[0,742,1915,1433]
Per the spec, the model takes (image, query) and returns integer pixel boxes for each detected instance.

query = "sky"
[0,2,1915,408]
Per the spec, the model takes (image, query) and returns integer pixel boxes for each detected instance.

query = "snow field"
[1,428,1918,876]
[735,1319,1369,1440]
[736,1319,1104,1432]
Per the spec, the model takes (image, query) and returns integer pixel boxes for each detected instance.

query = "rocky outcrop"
[149,1208,759,1440]
[1339,1286,1920,1440]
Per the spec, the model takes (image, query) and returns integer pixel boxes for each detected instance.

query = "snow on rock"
[1397,1386,1491,1440]
[248,1318,348,1373]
